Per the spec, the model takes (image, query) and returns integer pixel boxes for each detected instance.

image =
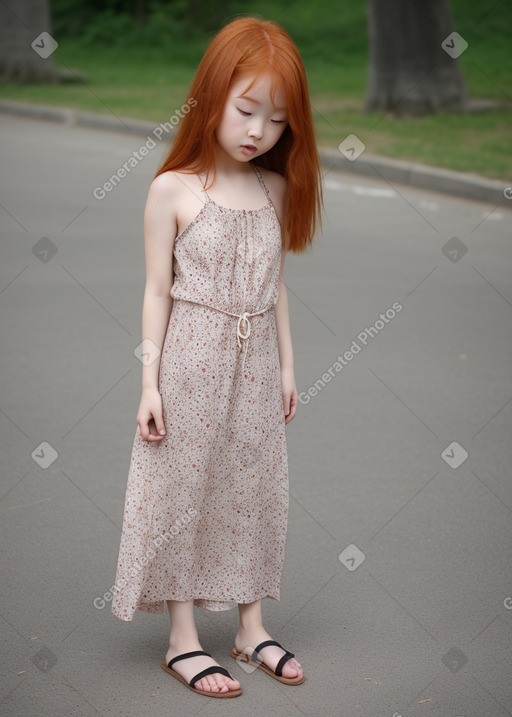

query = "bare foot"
[234,625,303,680]
[165,638,241,693]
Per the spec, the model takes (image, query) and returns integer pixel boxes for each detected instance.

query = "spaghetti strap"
[250,162,272,202]
[199,173,212,202]
[198,175,215,204]
[199,162,271,205]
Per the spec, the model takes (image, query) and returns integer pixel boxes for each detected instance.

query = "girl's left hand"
[281,367,298,424]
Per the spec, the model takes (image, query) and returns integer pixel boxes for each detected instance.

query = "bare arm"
[275,247,298,424]
[140,173,179,389]
[275,249,294,371]
[261,168,298,424]
[137,173,179,439]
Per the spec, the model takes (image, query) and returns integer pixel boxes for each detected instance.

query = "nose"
[247,119,264,140]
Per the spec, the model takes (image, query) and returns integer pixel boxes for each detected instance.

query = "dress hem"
[111,590,280,622]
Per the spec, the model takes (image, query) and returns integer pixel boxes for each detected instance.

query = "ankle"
[169,630,200,648]
[238,621,263,632]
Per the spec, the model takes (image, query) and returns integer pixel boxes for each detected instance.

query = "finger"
[139,417,163,442]
[138,419,150,441]
[288,393,298,420]
[147,417,165,441]
[154,414,166,436]
[285,403,296,424]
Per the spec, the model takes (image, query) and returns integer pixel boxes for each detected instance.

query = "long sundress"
[111,161,289,620]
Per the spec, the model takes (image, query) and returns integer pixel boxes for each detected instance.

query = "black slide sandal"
[230,640,305,685]
[160,650,243,698]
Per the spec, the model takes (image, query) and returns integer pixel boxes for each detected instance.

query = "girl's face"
[214,73,288,163]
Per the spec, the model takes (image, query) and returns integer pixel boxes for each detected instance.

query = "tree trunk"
[0,0,60,83]
[184,0,231,35]
[134,0,148,30]
[364,0,469,115]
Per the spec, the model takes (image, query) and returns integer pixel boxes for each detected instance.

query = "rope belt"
[175,297,273,362]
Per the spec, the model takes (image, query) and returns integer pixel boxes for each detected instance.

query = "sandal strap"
[168,649,212,668]
[251,640,295,677]
[275,651,295,677]
[189,665,233,688]
[252,639,282,656]
[167,650,234,688]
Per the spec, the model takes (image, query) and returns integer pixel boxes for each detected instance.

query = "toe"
[207,676,220,691]
[282,665,297,677]
[213,676,227,691]
[281,659,303,678]
[217,676,240,692]
[193,670,240,693]
[200,677,217,691]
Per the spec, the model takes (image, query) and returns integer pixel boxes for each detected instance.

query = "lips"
[242,144,256,151]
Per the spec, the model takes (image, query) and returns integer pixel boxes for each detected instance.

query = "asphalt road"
[1,113,511,716]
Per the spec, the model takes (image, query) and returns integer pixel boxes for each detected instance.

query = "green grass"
[2,0,511,180]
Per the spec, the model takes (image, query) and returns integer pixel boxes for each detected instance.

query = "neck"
[212,140,255,178]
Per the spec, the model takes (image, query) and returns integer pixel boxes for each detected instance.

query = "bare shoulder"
[256,165,287,224]
[144,171,193,246]
[146,170,202,235]
[148,169,191,204]
[256,165,287,199]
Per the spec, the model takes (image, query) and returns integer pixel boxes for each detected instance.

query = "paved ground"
[1,114,511,717]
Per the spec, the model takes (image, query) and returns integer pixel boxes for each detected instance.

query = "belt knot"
[236,312,252,350]
[175,297,273,363]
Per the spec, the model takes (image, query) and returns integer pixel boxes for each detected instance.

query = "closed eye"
[237,108,287,124]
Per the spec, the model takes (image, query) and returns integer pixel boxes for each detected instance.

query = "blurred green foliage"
[50,0,367,62]
[48,0,511,99]
[2,0,510,178]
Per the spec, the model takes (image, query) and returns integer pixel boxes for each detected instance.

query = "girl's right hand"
[137,388,167,442]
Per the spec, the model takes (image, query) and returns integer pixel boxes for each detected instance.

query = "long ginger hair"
[154,16,323,253]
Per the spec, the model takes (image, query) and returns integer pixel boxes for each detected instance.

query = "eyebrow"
[237,94,287,112]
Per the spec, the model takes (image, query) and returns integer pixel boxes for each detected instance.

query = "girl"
[111,15,323,699]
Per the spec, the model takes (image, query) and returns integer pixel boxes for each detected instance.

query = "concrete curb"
[1,98,510,207]
[321,148,511,207]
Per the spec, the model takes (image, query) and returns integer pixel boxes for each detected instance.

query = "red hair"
[154,16,323,253]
